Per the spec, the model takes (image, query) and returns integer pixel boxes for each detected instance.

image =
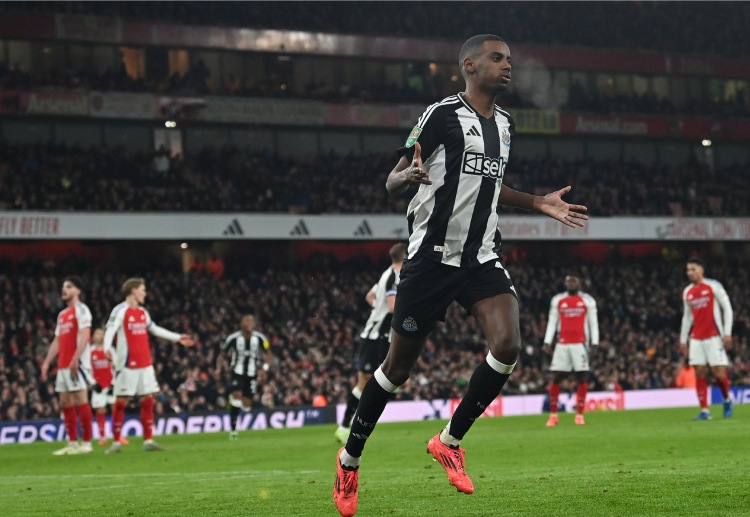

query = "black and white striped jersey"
[398,93,515,268]
[360,266,399,340]
[222,330,270,377]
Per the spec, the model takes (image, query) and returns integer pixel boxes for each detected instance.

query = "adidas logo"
[223,219,244,236]
[353,219,372,237]
[289,219,310,236]
[466,126,481,137]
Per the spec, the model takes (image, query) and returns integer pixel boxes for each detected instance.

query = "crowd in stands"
[1,252,748,421]
[1,142,749,217]
[2,57,748,119]
[5,2,748,59]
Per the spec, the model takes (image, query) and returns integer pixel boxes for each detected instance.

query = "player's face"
[61,281,79,302]
[92,328,104,345]
[564,276,580,293]
[686,263,704,283]
[241,316,255,333]
[472,40,512,93]
[133,284,147,304]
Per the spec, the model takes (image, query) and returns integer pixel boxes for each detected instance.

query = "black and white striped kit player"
[402,92,514,268]
[223,329,269,385]
[357,266,399,372]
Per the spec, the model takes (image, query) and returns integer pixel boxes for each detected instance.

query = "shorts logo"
[405,126,423,148]
[402,316,418,332]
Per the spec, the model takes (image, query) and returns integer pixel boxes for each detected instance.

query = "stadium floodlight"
[702,139,712,147]
[180,242,188,249]
[165,120,177,128]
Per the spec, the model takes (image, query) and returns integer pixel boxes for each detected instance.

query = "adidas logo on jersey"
[402,316,418,332]
[223,219,244,236]
[466,126,481,137]
[289,219,310,236]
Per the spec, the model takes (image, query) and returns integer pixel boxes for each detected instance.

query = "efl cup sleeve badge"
[405,126,423,148]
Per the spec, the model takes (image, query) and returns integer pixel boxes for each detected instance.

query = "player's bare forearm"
[498,186,538,210]
[386,142,430,196]
[500,185,589,228]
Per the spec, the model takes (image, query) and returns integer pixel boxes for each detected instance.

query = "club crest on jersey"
[501,128,511,147]
[402,316,418,332]
[405,126,423,148]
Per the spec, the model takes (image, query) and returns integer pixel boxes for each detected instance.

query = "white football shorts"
[689,336,729,367]
[90,386,116,409]
[550,343,590,372]
[113,366,159,397]
[55,366,93,393]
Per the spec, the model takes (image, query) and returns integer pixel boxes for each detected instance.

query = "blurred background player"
[104,278,194,453]
[40,276,95,455]
[335,243,405,444]
[679,257,734,420]
[543,275,599,426]
[221,314,271,440]
[88,328,129,446]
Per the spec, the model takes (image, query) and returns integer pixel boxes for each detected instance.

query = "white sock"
[440,424,461,447]
[352,386,362,399]
[339,449,360,468]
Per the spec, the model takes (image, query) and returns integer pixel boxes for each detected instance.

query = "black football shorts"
[391,256,517,339]
[356,337,390,373]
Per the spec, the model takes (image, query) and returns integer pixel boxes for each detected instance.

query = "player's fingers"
[569,203,588,213]
[556,185,572,196]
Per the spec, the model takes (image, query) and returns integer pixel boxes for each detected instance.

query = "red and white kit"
[680,279,733,366]
[544,292,599,371]
[90,347,115,409]
[54,302,93,392]
[104,302,181,397]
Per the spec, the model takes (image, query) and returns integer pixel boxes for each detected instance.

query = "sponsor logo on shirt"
[461,151,507,180]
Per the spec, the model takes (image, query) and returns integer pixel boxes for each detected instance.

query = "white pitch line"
[0,470,321,498]
[2,469,320,480]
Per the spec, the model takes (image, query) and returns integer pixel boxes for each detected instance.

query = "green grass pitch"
[1,406,748,516]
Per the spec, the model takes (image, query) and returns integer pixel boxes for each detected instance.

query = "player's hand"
[41,363,49,382]
[678,342,688,355]
[92,383,103,394]
[722,336,732,349]
[542,344,552,356]
[404,142,431,186]
[178,334,195,347]
[104,349,113,360]
[538,186,588,228]
[69,361,79,381]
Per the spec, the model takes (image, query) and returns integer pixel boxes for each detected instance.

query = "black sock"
[341,390,360,428]
[448,360,510,440]
[230,405,240,431]
[344,378,392,457]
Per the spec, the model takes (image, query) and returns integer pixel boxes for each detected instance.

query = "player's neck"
[462,89,496,118]
[66,297,78,308]
[125,296,138,308]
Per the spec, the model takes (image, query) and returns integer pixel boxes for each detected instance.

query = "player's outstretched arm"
[499,185,588,228]
[533,186,588,228]
[386,142,431,196]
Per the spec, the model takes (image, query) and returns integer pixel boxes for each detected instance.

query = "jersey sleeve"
[259,332,271,351]
[397,103,448,163]
[584,294,599,345]
[76,303,93,330]
[679,286,693,345]
[543,295,560,345]
[222,335,234,353]
[711,280,733,336]
[146,309,182,342]
[385,270,398,297]
[103,306,125,353]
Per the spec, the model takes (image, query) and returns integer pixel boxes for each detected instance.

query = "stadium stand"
[2,253,748,421]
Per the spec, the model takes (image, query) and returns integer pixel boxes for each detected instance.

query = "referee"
[221,314,270,440]
[335,243,406,444]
